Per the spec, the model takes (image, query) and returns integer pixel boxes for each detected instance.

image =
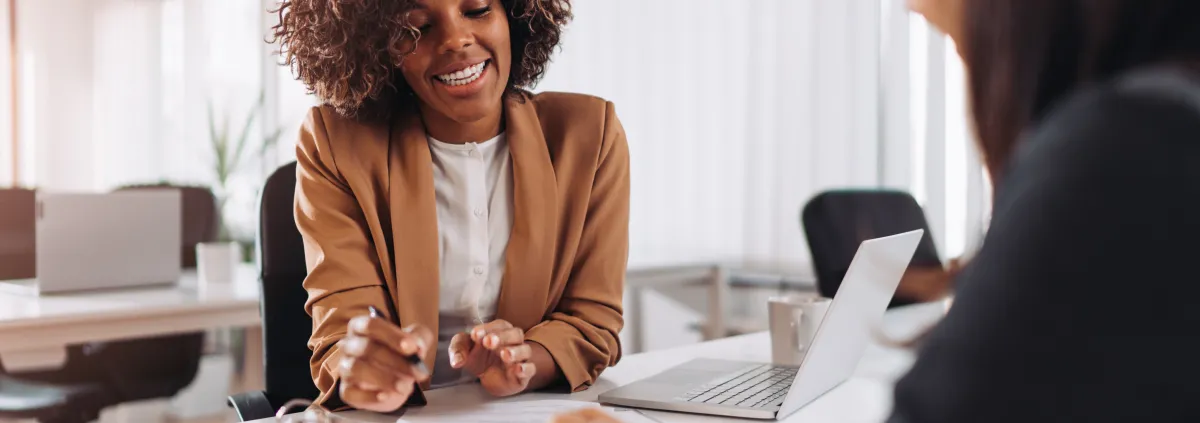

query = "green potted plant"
[205,91,284,263]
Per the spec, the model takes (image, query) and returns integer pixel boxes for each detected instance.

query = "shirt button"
[473,208,485,217]
[473,266,485,275]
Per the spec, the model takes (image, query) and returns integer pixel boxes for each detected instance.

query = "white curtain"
[879,0,989,259]
[15,0,276,239]
[0,0,11,188]
[536,0,884,274]
[13,0,986,270]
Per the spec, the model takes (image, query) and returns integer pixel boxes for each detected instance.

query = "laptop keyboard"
[677,364,798,409]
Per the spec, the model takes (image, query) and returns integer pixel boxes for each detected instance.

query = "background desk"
[0,265,263,389]
[260,302,944,423]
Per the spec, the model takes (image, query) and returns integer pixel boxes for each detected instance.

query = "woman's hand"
[449,319,538,397]
[549,409,623,423]
[337,315,434,412]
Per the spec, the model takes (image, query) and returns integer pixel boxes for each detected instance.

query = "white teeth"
[436,61,486,86]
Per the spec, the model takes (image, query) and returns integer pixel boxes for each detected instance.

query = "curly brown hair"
[270,0,572,120]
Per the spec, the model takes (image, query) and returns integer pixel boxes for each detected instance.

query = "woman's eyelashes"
[465,6,491,18]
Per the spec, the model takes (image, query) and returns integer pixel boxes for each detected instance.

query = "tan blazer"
[294,92,629,404]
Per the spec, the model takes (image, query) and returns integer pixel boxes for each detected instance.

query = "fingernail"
[473,329,485,340]
[377,391,391,401]
[488,335,500,347]
[400,339,414,353]
[453,353,465,365]
[351,317,369,332]
[344,337,366,355]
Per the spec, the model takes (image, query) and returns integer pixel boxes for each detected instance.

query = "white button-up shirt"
[426,132,513,386]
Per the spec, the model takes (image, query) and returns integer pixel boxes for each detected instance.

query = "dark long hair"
[893,0,1200,348]
[963,0,1200,185]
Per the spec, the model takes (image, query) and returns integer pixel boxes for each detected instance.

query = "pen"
[367,305,429,376]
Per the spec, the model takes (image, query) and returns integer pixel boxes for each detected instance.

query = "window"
[884,3,988,259]
[0,0,12,187]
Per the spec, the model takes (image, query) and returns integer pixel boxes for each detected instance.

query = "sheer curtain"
[13,0,985,271]
[536,0,884,274]
[14,0,275,237]
[880,0,989,259]
[0,0,11,187]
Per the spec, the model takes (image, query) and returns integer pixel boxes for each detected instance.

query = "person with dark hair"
[272,0,629,413]
[894,0,1200,421]
[555,0,1200,421]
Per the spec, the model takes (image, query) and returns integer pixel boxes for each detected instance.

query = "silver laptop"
[600,230,924,420]
[0,191,182,295]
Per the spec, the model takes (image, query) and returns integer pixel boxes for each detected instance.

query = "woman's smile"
[432,59,492,98]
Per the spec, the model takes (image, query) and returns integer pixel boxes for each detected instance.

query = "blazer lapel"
[388,109,441,368]
[496,95,559,330]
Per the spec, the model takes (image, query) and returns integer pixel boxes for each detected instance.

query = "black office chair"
[228,161,321,421]
[801,189,944,307]
[0,374,106,423]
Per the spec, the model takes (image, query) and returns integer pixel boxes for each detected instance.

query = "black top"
[888,69,1200,422]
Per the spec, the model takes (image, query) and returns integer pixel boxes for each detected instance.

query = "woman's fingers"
[338,354,399,391]
[448,332,475,369]
[341,336,428,381]
[344,319,433,383]
[348,316,434,359]
[469,319,514,343]
[508,361,536,381]
[481,327,526,350]
[500,343,533,364]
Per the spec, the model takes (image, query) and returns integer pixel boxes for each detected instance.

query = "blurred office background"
[0,0,985,421]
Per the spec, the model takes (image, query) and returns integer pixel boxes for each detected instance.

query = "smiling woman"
[271,0,569,123]
[270,0,630,414]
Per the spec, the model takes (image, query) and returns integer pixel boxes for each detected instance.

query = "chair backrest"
[116,184,219,268]
[257,162,319,403]
[0,188,35,280]
[801,189,942,304]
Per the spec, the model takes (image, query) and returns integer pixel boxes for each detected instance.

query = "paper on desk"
[396,399,658,423]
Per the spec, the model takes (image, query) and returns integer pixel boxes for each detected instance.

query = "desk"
[258,302,944,423]
[0,265,262,385]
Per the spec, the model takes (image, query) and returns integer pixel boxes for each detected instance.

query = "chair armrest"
[227,390,274,422]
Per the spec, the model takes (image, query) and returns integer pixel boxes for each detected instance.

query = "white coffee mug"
[768,295,832,366]
[197,241,240,285]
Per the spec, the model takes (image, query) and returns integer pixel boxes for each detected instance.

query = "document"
[396,399,660,423]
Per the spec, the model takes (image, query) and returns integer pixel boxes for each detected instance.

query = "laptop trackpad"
[656,359,750,385]
[654,368,727,385]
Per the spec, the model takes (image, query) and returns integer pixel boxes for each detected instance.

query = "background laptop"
[599,230,923,420]
[0,191,182,295]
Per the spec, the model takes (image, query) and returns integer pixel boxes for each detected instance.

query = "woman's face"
[400,0,511,127]
[909,0,965,45]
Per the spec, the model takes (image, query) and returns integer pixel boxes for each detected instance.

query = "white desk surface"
[0,265,261,353]
[258,302,945,423]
